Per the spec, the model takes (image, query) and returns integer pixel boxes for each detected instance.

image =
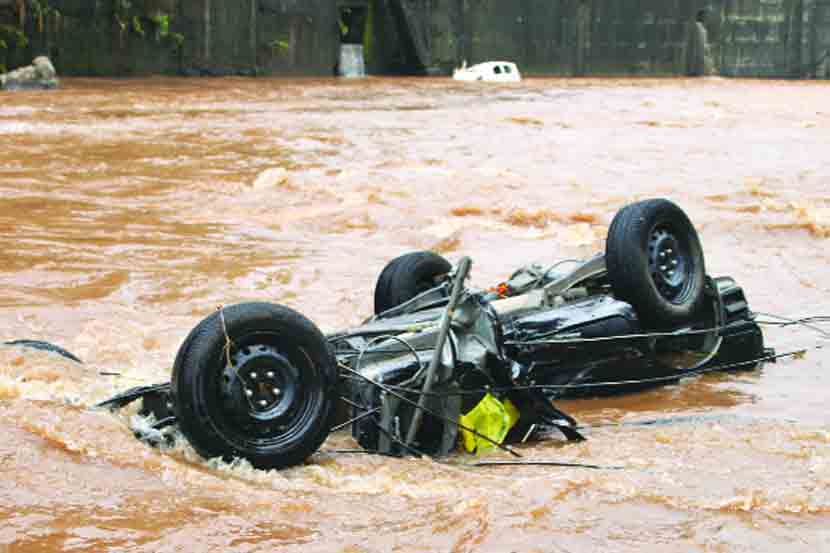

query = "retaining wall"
[0,0,827,78]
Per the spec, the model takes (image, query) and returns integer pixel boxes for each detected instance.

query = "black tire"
[171,302,337,470]
[374,251,452,314]
[606,199,706,328]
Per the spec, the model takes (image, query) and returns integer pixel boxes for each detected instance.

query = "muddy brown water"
[1,77,829,552]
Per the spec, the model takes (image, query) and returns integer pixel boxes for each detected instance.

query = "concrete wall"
[178,0,340,75]
[719,0,797,77]
[429,0,830,78]
[428,0,699,76]
[1,0,340,76]
[1,0,828,78]
[811,1,830,77]
[718,0,830,78]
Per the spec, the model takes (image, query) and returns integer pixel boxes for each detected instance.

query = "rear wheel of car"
[172,302,337,470]
[606,199,706,328]
[374,251,452,314]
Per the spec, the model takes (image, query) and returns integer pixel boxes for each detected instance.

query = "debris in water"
[3,340,83,363]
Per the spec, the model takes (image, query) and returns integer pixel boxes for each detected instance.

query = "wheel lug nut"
[667,249,673,254]
[660,265,667,271]
[266,371,275,379]
[259,400,268,407]
[660,252,667,258]
[250,372,258,380]
[672,260,678,266]
[245,389,253,397]
[668,271,675,277]
[273,388,282,396]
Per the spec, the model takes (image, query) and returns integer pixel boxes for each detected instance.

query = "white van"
[453,61,522,83]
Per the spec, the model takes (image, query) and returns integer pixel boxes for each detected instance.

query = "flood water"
[1,76,829,552]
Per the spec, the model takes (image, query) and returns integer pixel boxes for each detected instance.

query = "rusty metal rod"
[405,256,471,447]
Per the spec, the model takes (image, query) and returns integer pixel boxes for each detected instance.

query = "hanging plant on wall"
[147,11,182,49]
[104,0,182,51]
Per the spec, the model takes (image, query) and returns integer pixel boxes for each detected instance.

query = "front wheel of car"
[606,198,706,328]
[171,302,338,470]
[374,251,452,314]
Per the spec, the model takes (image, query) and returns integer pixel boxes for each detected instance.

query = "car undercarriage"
[101,199,770,469]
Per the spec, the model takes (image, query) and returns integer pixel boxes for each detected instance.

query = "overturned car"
[103,199,768,469]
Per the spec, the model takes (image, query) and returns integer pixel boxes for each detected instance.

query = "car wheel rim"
[226,345,299,421]
[647,224,694,305]
[209,332,324,449]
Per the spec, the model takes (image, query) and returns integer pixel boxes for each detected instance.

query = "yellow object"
[459,394,520,454]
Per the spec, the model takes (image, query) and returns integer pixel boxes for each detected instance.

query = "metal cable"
[375,349,806,398]
[465,460,624,470]
[353,334,422,376]
[507,323,730,346]
[754,312,830,339]
[330,406,381,433]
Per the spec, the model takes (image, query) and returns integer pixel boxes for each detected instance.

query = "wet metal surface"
[1,77,829,552]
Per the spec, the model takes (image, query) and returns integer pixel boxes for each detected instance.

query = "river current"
[0,76,829,552]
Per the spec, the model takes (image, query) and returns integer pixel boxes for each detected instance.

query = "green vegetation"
[270,39,290,54]
[0,0,189,77]
[149,13,169,37]
[131,15,145,37]
[147,12,184,51]
[168,32,184,51]
[96,8,179,53]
